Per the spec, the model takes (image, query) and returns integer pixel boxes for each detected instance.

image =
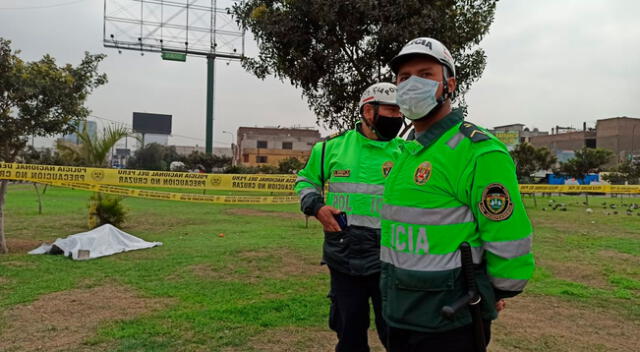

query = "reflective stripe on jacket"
[380,109,535,332]
[295,125,403,275]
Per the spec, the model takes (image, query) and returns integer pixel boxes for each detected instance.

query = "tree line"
[18,142,305,175]
[510,143,639,185]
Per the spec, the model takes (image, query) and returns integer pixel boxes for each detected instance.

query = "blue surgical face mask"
[396,76,441,120]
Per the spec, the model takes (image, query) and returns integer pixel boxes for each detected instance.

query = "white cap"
[389,37,456,76]
[359,82,398,111]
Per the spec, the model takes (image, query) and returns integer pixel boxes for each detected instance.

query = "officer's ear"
[442,66,456,99]
[447,76,457,96]
[362,104,375,123]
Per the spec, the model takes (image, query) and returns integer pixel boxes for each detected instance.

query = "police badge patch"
[479,183,514,221]
[414,161,432,185]
[382,161,394,178]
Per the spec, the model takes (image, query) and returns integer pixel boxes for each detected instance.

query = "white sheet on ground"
[28,224,162,260]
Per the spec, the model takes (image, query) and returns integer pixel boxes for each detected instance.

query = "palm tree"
[56,124,134,228]
[56,124,132,167]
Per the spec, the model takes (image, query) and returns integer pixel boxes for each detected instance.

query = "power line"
[170,133,204,142]
[90,114,131,126]
[89,114,229,145]
[0,0,89,10]
[171,134,229,146]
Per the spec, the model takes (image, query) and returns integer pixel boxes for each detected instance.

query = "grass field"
[0,184,638,351]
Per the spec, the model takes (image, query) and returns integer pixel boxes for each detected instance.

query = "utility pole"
[631,124,638,161]
[206,56,215,154]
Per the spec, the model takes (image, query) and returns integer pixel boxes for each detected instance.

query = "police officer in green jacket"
[295,82,405,352]
[380,37,535,351]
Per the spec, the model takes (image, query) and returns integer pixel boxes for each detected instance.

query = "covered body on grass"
[29,224,162,260]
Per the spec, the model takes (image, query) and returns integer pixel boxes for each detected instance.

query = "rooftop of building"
[596,116,639,122]
[237,126,321,137]
[493,123,525,130]
[530,130,596,138]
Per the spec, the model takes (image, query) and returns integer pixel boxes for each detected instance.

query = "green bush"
[88,193,127,229]
[602,172,628,185]
[278,157,305,173]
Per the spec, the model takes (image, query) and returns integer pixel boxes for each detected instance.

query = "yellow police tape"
[0,162,296,192]
[39,182,639,203]
[37,180,299,205]
[3,162,640,199]
[518,184,640,194]
[32,181,639,205]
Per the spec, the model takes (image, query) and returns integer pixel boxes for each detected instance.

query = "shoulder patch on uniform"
[459,122,490,142]
[325,130,347,141]
[479,183,514,221]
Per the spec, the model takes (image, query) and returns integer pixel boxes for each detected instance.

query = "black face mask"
[373,114,404,141]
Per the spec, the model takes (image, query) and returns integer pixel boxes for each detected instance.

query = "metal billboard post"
[103,0,244,155]
[206,55,215,154]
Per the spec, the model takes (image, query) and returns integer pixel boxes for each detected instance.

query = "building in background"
[528,124,595,165]
[142,134,169,146]
[237,127,321,167]
[112,148,131,168]
[173,145,232,158]
[491,124,522,150]
[596,117,640,165]
[61,120,98,144]
[529,117,640,167]
[491,123,548,150]
[529,128,596,151]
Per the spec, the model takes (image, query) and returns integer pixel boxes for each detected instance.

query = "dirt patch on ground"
[225,208,304,221]
[491,295,639,352]
[5,238,43,254]
[224,326,385,352]
[537,258,610,289]
[0,284,169,352]
[598,249,640,267]
[226,295,638,352]
[174,248,327,284]
[238,249,326,278]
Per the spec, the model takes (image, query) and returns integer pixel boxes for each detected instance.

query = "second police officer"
[295,82,405,352]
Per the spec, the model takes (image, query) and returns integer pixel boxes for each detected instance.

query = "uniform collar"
[404,109,463,154]
[354,122,391,148]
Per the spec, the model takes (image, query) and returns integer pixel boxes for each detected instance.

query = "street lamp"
[631,124,638,162]
[222,130,236,166]
[222,130,235,145]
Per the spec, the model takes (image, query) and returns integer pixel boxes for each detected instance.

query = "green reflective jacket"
[295,125,403,275]
[380,109,535,332]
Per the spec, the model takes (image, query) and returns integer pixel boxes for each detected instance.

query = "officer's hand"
[496,299,506,312]
[316,205,342,232]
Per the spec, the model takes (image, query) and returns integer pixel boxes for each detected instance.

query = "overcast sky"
[1,0,639,149]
